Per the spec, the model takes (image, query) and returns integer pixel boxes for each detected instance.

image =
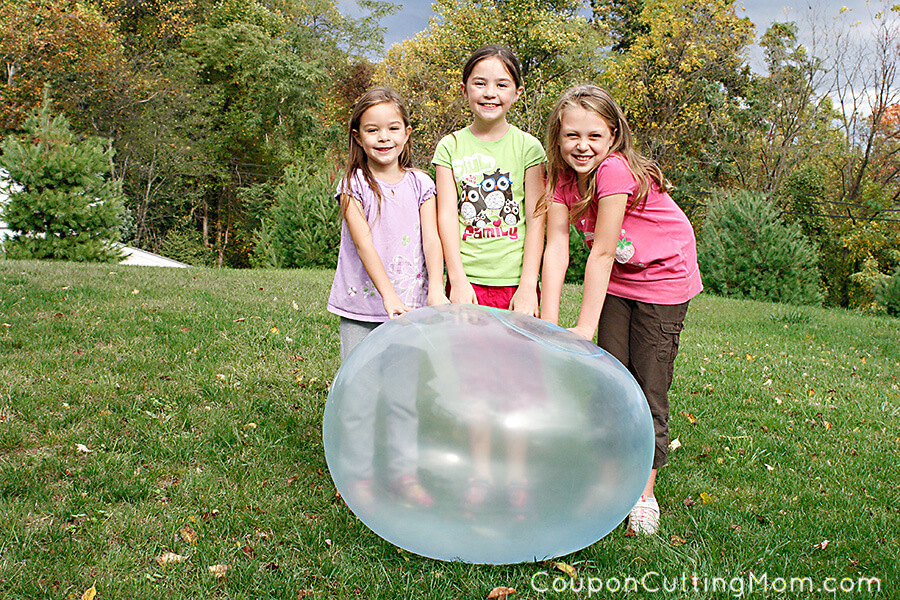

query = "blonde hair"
[537,84,669,222]
[340,87,413,216]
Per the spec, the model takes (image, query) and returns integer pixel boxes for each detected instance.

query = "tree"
[377,0,606,164]
[815,3,900,208]
[599,0,754,188]
[0,0,127,132]
[1,97,124,262]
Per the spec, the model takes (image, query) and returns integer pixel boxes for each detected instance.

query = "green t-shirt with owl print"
[433,125,546,286]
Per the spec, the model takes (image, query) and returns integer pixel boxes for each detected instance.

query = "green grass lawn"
[1,259,897,599]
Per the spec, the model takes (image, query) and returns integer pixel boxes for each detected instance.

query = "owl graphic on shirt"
[458,169,519,228]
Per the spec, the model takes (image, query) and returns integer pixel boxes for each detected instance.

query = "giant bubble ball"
[323,304,653,564]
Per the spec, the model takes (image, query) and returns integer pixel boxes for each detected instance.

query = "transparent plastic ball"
[323,304,653,564]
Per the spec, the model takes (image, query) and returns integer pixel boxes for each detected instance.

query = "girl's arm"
[509,163,546,317]
[570,193,628,340]
[539,201,571,325]
[435,165,477,304]
[419,195,450,306]
[344,198,410,318]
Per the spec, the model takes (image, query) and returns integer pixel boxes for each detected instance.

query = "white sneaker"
[628,495,660,535]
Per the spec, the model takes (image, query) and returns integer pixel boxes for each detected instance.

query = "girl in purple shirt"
[327,88,449,510]
[538,85,702,535]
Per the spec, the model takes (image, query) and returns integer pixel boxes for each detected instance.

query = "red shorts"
[445,282,531,310]
[471,283,518,309]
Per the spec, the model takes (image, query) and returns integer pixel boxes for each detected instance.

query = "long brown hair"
[339,87,413,217]
[537,84,669,223]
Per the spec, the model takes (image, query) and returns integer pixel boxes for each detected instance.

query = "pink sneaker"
[628,495,659,535]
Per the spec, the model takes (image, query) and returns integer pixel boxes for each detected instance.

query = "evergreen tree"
[0,97,124,262]
[698,189,822,306]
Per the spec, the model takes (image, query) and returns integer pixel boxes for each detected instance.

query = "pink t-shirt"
[552,154,703,305]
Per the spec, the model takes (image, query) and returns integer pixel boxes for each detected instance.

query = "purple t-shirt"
[328,169,436,322]
[553,154,703,305]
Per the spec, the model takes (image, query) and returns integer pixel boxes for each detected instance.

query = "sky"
[341,0,882,68]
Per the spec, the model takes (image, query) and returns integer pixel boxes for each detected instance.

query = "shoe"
[464,476,492,511]
[507,479,531,520]
[346,478,374,512]
[628,495,659,535]
[390,474,433,507]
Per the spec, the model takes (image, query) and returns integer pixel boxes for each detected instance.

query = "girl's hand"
[509,287,539,318]
[427,288,450,306]
[382,294,411,319]
[449,280,478,305]
[567,325,595,341]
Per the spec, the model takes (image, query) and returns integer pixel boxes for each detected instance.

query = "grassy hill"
[1,259,897,599]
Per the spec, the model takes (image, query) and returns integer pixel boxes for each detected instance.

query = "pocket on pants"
[657,321,684,362]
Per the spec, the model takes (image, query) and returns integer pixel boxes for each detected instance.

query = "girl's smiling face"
[353,102,411,175]
[558,107,616,180]
[462,57,522,125]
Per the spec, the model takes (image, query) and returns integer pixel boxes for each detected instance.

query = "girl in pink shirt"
[538,85,702,535]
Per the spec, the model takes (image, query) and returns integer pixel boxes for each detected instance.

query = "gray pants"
[337,317,420,482]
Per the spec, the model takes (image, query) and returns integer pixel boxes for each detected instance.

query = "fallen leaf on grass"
[699,492,714,504]
[668,438,682,451]
[814,540,830,550]
[553,561,576,578]
[240,545,255,558]
[297,591,315,598]
[208,564,228,578]
[487,586,516,599]
[680,411,699,424]
[156,552,188,566]
[683,496,696,508]
[75,444,92,453]
[670,535,686,547]
[178,525,199,544]
[81,584,97,600]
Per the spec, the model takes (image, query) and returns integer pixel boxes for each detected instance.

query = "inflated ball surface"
[323,304,653,564]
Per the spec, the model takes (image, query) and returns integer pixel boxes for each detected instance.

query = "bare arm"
[435,165,477,304]
[344,198,409,318]
[569,193,628,340]
[419,195,450,306]
[539,201,571,325]
[509,163,545,317]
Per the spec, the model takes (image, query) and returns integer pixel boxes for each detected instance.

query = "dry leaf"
[683,496,696,508]
[553,561,577,578]
[75,444,92,453]
[81,584,97,600]
[814,539,830,550]
[670,535,686,547]
[208,564,228,578]
[156,552,188,566]
[178,525,199,544]
[487,586,516,599]
[680,411,699,424]
[297,591,315,598]
[699,492,714,504]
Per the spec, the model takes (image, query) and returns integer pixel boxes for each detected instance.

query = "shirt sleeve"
[432,135,453,168]
[336,171,369,212]
[552,174,574,206]
[414,170,437,207]
[595,154,638,199]
[523,131,546,170]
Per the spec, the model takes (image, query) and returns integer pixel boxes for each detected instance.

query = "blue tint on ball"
[323,304,653,564]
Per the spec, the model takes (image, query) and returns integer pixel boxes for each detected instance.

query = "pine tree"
[0,95,124,262]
